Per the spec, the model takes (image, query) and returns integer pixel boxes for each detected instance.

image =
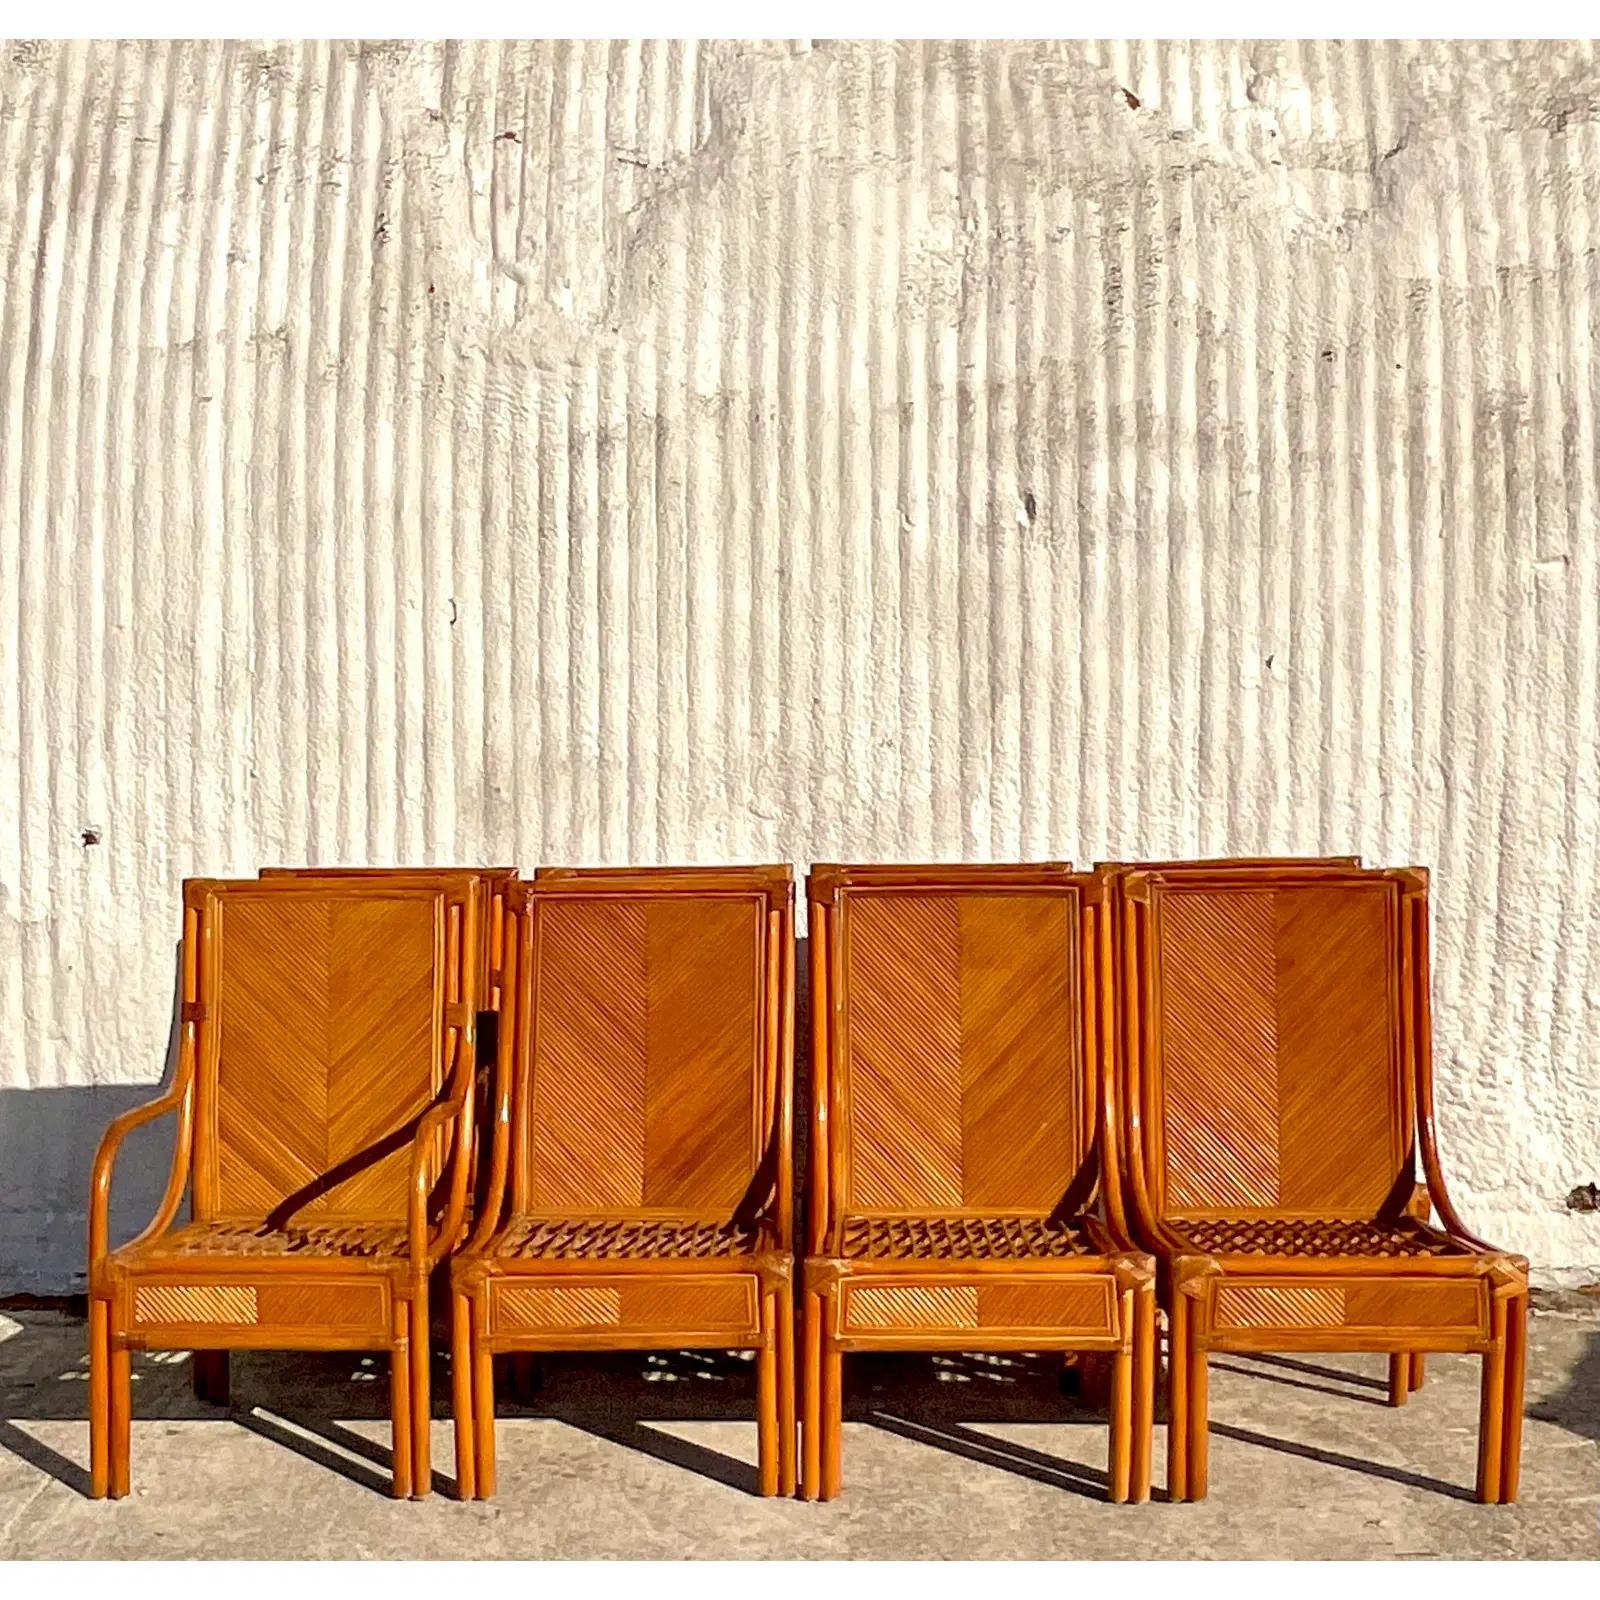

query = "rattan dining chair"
[802,863,1156,1503]
[1116,861,1529,1502]
[88,873,481,1499]
[451,866,796,1500]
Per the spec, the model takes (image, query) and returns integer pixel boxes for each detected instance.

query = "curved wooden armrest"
[410,1021,475,1266]
[89,1048,195,1271]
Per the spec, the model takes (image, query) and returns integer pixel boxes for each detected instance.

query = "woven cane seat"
[840,1215,1100,1261]
[1179,1216,1466,1259]
[492,1217,761,1260]
[129,1220,410,1261]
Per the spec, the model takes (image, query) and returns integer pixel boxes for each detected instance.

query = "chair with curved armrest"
[88,873,481,1499]
[452,866,796,1500]
[802,863,1155,1503]
[1116,862,1528,1502]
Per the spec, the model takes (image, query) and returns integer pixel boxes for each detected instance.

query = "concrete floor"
[0,1297,1596,1559]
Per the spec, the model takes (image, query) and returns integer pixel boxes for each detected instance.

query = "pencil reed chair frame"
[452,866,796,1500]
[1115,861,1529,1503]
[88,872,482,1500]
[802,863,1156,1503]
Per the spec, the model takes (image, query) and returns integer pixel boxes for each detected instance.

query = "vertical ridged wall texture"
[1,40,1596,1288]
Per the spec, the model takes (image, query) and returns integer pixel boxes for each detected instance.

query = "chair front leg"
[775,1276,797,1496]
[1499,1292,1528,1503]
[819,1285,843,1501]
[89,1296,111,1499]
[757,1290,780,1496]
[1130,1280,1155,1504]
[390,1302,413,1500]
[1477,1291,1509,1503]
[800,1287,822,1499]
[1167,1292,1190,1501]
[451,1288,475,1500]
[472,1292,497,1500]
[1108,1288,1134,1504]
[1187,1321,1210,1500]
[109,1337,132,1500]
[410,1280,432,1499]
[1408,1351,1426,1391]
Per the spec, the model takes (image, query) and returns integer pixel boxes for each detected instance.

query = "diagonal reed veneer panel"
[212,894,440,1222]
[846,895,965,1209]
[1160,888,1281,1212]
[643,898,760,1212]
[1274,885,1400,1213]
[529,900,650,1210]
[959,895,1076,1209]
[526,894,764,1216]
[215,898,332,1216]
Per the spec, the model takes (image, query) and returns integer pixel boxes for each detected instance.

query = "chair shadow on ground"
[0,1320,1545,1506]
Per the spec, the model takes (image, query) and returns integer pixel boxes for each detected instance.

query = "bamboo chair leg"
[1168,1293,1189,1502]
[1187,1330,1210,1500]
[390,1307,413,1500]
[775,1278,797,1497]
[1498,1293,1528,1504]
[1108,1290,1134,1504]
[192,1350,229,1406]
[109,1342,132,1500]
[757,1290,780,1497]
[1476,1292,1508,1504]
[1387,1353,1410,1407]
[1131,1283,1155,1504]
[800,1289,822,1500]
[410,1293,432,1499]
[472,1319,497,1500]
[1078,1353,1112,1411]
[89,1297,110,1500]
[451,1290,475,1501]
[819,1292,843,1502]
[1409,1352,1426,1391]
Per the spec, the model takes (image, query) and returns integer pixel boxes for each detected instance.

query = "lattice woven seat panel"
[130,1221,410,1261]
[491,1218,761,1260]
[1180,1216,1467,1258]
[840,1216,1099,1260]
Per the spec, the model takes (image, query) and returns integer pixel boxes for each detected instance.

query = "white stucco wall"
[1,39,1597,1291]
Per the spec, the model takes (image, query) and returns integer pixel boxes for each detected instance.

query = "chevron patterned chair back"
[450,865,796,1500]
[800,862,1156,1503]
[1117,860,1529,1503]
[87,872,483,1501]
[259,865,517,1008]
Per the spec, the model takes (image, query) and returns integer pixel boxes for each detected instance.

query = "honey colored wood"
[259,867,516,1007]
[452,866,795,1500]
[89,874,481,1500]
[1113,861,1529,1503]
[802,863,1155,1503]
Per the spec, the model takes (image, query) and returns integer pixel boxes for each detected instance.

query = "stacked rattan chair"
[89,870,487,1499]
[1110,859,1530,1503]
[801,863,1156,1503]
[450,866,797,1499]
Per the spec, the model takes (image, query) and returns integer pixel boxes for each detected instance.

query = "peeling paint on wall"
[1,39,1598,1289]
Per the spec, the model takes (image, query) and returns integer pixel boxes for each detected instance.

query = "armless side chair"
[89,873,481,1499]
[451,866,796,1499]
[1117,862,1529,1502]
[802,863,1155,1503]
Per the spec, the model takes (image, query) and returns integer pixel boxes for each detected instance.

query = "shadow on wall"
[0,943,185,1297]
